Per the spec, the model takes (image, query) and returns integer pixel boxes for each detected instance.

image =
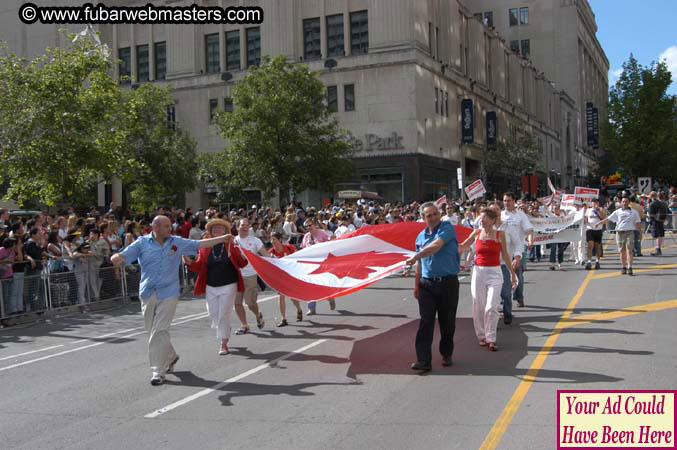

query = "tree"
[0,32,198,209]
[484,124,542,189]
[604,54,677,181]
[211,55,353,207]
[0,37,124,206]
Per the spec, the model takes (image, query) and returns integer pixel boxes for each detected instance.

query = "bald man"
[112,215,233,385]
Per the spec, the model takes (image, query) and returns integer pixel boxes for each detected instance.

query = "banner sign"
[586,102,595,147]
[486,111,497,148]
[592,107,599,149]
[574,186,600,206]
[435,195,447,207]
[461,99,474,144]
[638,177,652,195]
[531,210,585,245]
[561,194,578,210]
[464,179,487,201]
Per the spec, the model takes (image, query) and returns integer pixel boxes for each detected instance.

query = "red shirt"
[476,232,502,267]
[178,221,192,238]
[270,243,296,258]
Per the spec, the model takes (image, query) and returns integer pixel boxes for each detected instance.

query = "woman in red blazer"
[269,232,303,327]
[183,219,248,355]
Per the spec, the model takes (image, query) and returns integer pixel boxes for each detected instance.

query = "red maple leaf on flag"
[298,251,409,280]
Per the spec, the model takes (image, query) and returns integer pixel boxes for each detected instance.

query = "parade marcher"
[460,208,516,351]
[233,218,270,334]
[585,198,606,270]
[184,218,248,356]
[269,232,303,326]
[302,219,336,314]
[597,195,642,276]
[628,194,645,257]
[572,203,586,266]
[405,202,460,372]
[111,215,234,385]
[547,205,569,271]
[500,193,533,322]
[648,191,668,256]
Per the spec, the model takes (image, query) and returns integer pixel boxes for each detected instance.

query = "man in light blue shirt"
[405,202,460,372]
[112,215,233,385]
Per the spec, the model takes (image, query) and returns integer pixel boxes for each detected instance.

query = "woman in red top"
[269,232,303,327]
[183,219,247,355]
[459,208,516,351]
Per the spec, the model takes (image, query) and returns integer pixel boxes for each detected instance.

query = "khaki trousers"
[141,293,178,374]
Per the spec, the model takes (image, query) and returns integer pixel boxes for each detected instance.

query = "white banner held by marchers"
[531,210,585,245]
[464,179,486,201]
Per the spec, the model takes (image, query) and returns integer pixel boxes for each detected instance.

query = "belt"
[421,275,456,283]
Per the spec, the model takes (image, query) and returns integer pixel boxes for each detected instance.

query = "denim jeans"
[548,243,569,264]
[633,230,642,255]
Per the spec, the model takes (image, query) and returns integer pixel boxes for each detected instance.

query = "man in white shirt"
[334,217,356,238]
[499,192,534,323]
[585,199,606,270]
[234,218,270,333]
[597,196,641,275]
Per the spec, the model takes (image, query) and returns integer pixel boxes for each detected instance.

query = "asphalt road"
[1,238,676,450]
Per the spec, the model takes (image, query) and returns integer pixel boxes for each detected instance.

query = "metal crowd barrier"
[0,256,193,325]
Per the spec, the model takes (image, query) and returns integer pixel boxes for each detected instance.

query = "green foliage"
[604,54,676,181]
[485,125,542,175]
[0,33,197,209]
[210,55,353,206]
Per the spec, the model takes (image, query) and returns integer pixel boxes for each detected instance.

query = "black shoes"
[628,267,634,276]
[621,267,627,275]
[442,356,453,367]
[585,262,592,270]
[504,313,513,325]
[595,261,600,270]
[651,249,662,256]
[411,361,432,372]
[277,319,288,327]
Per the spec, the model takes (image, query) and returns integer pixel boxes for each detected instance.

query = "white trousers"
[471,265,503,344]
[141,293,178,375]
[572,239,585,262]
[206,283,237,340]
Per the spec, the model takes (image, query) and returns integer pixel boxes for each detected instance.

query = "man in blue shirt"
[111,215,234,385]
[405,202,460,372]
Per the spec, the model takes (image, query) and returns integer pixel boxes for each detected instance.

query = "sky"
[589,0,677,94]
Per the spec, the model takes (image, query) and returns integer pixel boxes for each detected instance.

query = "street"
[1,238,676,450]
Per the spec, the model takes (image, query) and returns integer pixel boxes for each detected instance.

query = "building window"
[350,10,369,55]
[224,97,233,113]
[344,84,355,112]
[326,14,344,57]
[209,99,218,123]
[205,33,220,73]
[484,11,494,27]
[136,44,149,82]
[154,42,166,80]
[303,18,321,61]
[520,7,529,25]
[167,104,176,129]
[435,26,440,61]
[510,40,519,53]
[118,47,131,83]
[434,87,439,114]
[444,91,449,117]
[521,39,530,58]
[428,22,433,57]
[226,30,240,70]
[327,85,338,112]
[246,27,261,67]
[509,8,518,26]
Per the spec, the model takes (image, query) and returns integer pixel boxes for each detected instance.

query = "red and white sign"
[574,186,600,206]
[561,194,577,210]
[242,223,473,301]
[435,195,447,207]
[464,179,486,201]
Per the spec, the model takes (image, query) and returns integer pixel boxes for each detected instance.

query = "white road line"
[144,339,327,419]
[0,345,64,361]
[0,313,209,373]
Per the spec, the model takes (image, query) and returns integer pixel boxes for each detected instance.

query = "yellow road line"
[561,299,677,328]
[478,270,596,450]
[591,263,677,280]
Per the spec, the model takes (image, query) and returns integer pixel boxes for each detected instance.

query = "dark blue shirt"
[415,221,460,277]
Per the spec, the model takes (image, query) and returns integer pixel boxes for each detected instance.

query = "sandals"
[235,327,249,335]
[277,319,288,327]
[479,339,487,346]
[296,310,303,322]
[488,342,498,352]
[256,313,265,329]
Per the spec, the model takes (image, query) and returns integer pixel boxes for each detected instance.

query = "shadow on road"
[345,318,623,384]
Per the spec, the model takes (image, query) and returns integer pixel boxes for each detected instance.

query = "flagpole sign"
[574,186,600,206]
[464,179,487,201]
[242,223,473,301]
[461,99,474,144]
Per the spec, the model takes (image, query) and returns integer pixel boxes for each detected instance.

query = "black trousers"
[415,275,460,364]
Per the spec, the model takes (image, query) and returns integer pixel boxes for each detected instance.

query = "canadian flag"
[242,223,473,301]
